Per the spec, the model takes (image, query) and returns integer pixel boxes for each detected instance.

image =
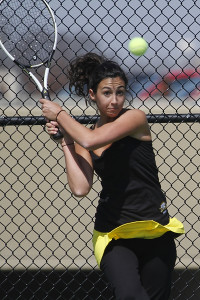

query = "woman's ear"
[89,89,96,101]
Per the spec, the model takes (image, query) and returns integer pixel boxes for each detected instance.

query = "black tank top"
[90,136,170,232]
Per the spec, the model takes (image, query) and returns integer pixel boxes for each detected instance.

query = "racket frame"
[0,0,58,97]
[0,0,63,139]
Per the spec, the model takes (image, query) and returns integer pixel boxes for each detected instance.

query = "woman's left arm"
[40,99,151,149]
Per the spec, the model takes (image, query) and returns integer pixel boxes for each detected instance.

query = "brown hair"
[67,52,128,97]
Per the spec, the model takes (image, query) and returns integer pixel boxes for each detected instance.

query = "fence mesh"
[0,0,200,299]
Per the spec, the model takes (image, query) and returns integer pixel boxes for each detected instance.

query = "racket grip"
[42,89,64,140]
[42,89,51,100]
[52,130,64,140]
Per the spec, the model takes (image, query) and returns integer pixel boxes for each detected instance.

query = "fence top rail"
[0,113,200,126]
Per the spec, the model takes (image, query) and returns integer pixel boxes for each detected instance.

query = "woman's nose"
[111,94,117,104]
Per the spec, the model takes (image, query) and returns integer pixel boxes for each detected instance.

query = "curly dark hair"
[67,53,128,98]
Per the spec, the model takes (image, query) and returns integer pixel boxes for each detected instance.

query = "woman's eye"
[117,90,125,96]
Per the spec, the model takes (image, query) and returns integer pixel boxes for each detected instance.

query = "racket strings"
[0,0,55,67]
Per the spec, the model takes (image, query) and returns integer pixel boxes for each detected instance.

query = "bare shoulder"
[122,108,146,116]
[119,108,147,123]
[118,109,151,141]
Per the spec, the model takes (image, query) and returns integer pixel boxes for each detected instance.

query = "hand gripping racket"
[0,0,63,139]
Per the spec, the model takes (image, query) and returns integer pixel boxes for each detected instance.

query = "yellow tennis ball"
[128,37,148,56]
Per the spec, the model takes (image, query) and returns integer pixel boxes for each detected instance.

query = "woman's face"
[89,77,126,119]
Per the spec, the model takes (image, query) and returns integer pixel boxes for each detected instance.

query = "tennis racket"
[0,0,63,139]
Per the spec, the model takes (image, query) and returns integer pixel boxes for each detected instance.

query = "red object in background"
[139,68,200,101]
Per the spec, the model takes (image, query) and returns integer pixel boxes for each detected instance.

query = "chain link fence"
[0,0,200,299]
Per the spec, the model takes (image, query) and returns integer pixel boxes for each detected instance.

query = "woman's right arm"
[47,121,94,197]
[62,142,94,197]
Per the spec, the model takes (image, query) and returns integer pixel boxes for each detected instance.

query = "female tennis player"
[40,53,184,300]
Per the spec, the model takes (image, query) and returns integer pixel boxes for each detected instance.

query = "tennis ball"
[128,37,148,56]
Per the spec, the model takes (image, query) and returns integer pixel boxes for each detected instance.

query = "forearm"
[62,143,93,197]
[57,110,94,148]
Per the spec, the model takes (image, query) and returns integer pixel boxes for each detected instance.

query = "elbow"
[80,137,98,151]
[71,186,91,198]
[81,141,93,151]
[72,191,89,198]
[82,143,98,151]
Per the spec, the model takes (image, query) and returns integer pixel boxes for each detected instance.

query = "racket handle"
[42,88,51,100]
[51,130,64,140]
[42,89,64,140]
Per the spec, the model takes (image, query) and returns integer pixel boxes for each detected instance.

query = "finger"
[39,99,46,105]
[46,121,57,128]
[47,127,58,135]
[50,121,59,126]
[40,98,49,104]
[46,122,58,130]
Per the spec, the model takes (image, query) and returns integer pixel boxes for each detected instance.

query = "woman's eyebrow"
[101,85,125,90]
